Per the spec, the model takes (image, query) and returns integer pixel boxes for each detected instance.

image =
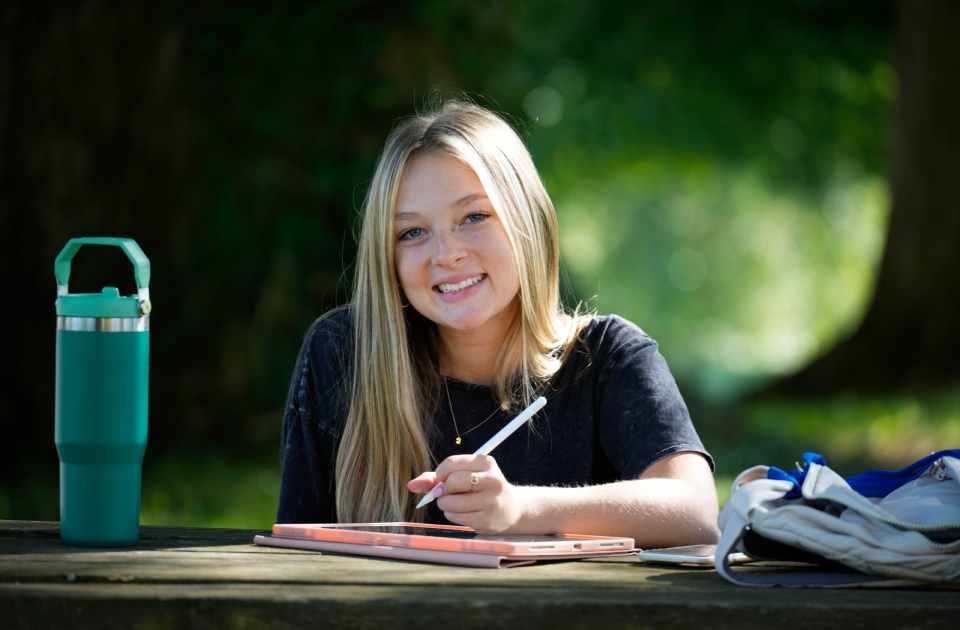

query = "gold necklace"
[443,376,501,445]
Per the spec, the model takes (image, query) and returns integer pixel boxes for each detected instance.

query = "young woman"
[277,100,720,547]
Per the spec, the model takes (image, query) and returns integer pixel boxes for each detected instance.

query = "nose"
[431,230,467,268]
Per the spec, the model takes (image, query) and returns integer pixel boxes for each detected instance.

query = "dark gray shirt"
[277,308,712,525]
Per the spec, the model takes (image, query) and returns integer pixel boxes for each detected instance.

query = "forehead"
[395,153,487,216]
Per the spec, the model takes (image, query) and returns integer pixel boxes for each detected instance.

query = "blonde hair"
[336,99,591,523]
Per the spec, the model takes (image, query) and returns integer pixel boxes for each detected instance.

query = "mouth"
[434,273,486,295]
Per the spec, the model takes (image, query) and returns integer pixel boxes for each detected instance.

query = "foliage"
[510,2,895,394]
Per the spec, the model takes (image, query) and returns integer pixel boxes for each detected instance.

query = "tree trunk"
[772,0,960,395]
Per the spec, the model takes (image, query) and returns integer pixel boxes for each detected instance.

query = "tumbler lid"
[56,287,142,317]
[54,238,151,318]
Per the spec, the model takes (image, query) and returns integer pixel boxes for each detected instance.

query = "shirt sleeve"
[276,312,351,524]
[594,316,714,479]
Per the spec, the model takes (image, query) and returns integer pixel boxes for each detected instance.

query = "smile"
[435,274,485,294]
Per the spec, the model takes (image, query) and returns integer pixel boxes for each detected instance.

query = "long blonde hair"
[336,99,591,523]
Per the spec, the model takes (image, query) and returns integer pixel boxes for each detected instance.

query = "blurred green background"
[2,0,958,529]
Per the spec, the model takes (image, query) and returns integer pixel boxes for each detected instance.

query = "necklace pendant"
[455,437,461,445]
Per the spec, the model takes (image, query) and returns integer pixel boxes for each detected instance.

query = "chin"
[443,319,486,332]
[438,310,491,331]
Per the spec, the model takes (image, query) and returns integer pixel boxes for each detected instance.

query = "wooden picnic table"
[1,520,958,629]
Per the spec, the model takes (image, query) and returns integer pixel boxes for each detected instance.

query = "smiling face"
[394,153,521,337]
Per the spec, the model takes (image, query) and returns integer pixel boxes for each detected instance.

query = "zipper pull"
[931,458,951,481]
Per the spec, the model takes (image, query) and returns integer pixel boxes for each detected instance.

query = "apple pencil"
[415,396,547,509]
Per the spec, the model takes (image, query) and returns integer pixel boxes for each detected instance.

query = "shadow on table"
[636,559,960,593]
[0,520,270,554]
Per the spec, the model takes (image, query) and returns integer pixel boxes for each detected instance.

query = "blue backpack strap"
[766,452,825,499]
[766,450,960,500]
[845,449,960,498]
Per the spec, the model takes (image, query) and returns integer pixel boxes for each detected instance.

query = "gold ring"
[470,473,479,485]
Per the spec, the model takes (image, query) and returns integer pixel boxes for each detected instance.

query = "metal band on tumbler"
[57,316,150,332]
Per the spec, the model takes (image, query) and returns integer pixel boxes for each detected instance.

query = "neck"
[437,298,520,385]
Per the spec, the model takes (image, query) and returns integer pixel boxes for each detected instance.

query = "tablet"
[273,522,634,555]
[637,544,751,567]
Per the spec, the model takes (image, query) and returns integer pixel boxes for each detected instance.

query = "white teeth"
[437,274,484,294]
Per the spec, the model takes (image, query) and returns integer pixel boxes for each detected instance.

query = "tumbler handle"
[55,237,151,314]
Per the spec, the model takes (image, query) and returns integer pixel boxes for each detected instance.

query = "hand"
[406,454,523,533]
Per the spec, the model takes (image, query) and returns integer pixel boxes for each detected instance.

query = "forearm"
[424,452,720,546]
[507,477,720,547]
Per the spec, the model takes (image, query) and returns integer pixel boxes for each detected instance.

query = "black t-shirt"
[277,307,712,525]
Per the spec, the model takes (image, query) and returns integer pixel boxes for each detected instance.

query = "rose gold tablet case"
[272,522,635,555]
[254,534,639,569]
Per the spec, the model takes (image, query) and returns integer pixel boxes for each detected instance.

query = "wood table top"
[1,520,958,629]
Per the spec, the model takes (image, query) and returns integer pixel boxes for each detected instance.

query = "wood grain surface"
[1,520,958,629]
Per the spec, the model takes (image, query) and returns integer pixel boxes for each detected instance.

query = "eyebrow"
[454,193,488,207]
[394,194,489,222]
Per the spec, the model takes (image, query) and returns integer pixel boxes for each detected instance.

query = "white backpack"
[715,450,960,587]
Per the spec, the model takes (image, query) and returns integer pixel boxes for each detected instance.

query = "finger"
[406,471,438,494]
[443,509,483,529]
[437,490,490,514]
[435,454,495,482]
[443,512,484,531]
[441,469,483,495]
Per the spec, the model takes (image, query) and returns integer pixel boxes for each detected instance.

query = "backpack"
[715,450,960,587]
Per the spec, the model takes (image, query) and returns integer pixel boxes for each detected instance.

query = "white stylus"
[415,396,547,509]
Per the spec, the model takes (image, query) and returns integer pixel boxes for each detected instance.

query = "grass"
[701,388,960,511]
[743,391,960,471]
[0,448,283,531]
[139,450,281,530]
[3,388,958,528]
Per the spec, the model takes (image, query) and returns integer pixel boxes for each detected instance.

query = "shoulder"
[290,307,354,436]
[307,306,353,343]
[580,314,657,360]
[301,307,354,364]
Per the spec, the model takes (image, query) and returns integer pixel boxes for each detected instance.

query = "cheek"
[395,250,425,292]
[502,262,521,299]
[394,252,412,288]
[488,240,519,291]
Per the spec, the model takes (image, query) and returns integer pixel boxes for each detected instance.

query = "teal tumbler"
[54,237,151,546]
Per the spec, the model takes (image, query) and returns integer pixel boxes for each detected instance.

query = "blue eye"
[399,228,424,241]
[464,212,490,225]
